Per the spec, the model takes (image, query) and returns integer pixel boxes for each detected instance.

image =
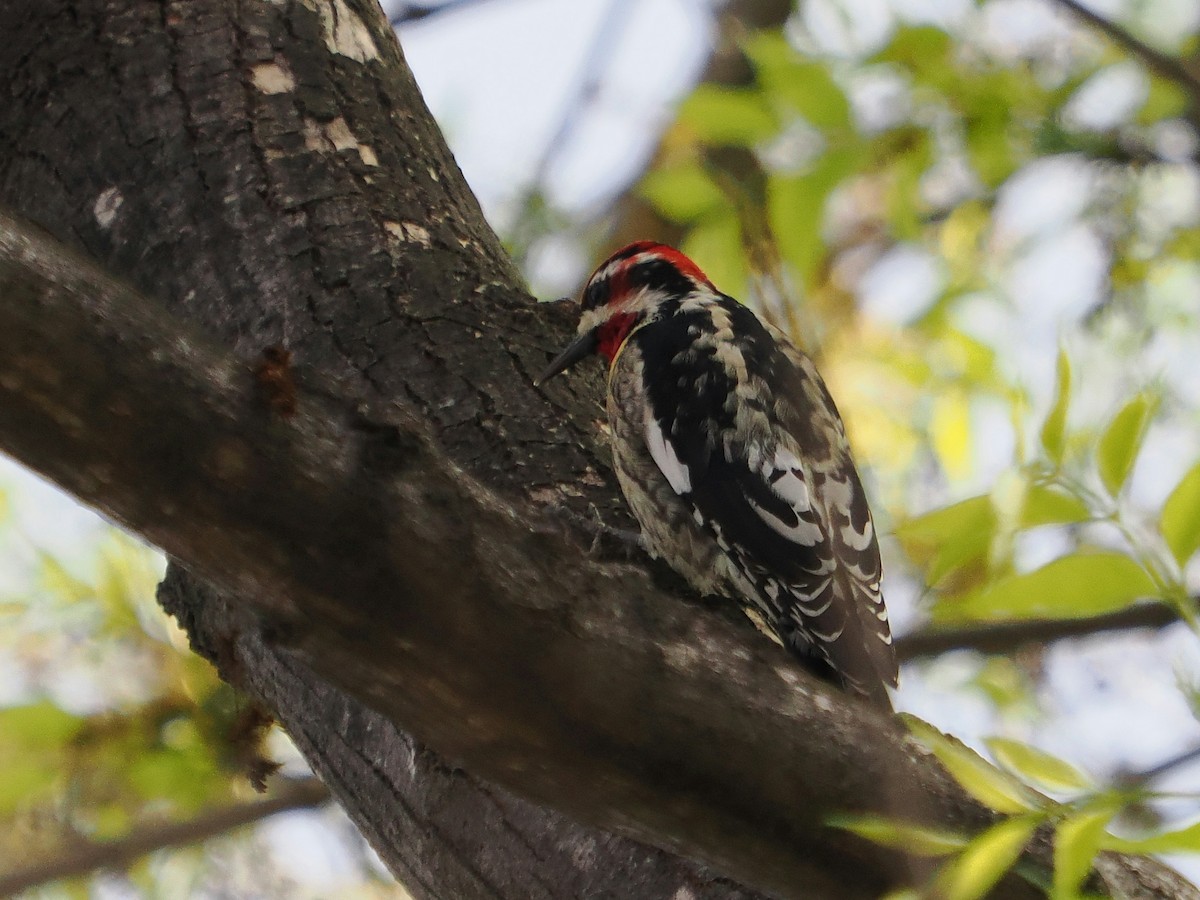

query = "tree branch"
[603,0,794,251]
[0,202,947,899]
[895,602,1181,662]
[388,0,502,27]
[0,1,1193,897]
[1048,0,1200,124]
[0,777,329,897]
[1120,743,1200,789]
[0,190,1190,900]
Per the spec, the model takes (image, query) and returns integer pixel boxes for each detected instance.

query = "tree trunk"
[0,2,1192,898]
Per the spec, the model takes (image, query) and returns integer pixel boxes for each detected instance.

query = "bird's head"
[536,241,716,385]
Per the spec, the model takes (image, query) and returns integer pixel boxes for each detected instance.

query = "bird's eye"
[582,281,608,311]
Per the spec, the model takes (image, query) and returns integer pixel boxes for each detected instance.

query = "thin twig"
[508,0,636,266]
[389,0,502,28]
[0,777,330,897]
[1120,743,1200,789]
[895,602,1181,662]
[1048,0,1200,123]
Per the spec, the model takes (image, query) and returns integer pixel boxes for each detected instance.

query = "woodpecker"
[538,241,897,708]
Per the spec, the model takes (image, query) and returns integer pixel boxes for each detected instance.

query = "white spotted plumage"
[539,242,898,707]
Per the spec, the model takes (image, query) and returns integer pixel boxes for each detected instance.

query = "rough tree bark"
[0,2,1193,899]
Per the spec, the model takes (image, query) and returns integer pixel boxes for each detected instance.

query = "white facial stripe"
[576,287,671,335]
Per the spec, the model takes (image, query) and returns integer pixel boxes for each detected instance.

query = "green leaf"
[1097,394,1154,496]
[932,391,973,481]
[128,748,220,811]
[746,32,852,130]
[950,552,1155,622]
[0,703,82,814]
[1137,79,1188,125]
[971,658,1033,710]
[905,718,1039,814]
[896,495,994,589]
[678,85,778,146]
[1023,485,1090,527]
[0,701,83,748]
[828,813,969,856]
[681,213,747,300]
[985,738,1092,795]
[966,107,1016,188]
[1161,461,1200,566]
[874,26,952,88]
[884,129,933,240]
[938,816,1040,900]
[1055,803,1118,899]
[768,147,865,289]
[0,758,61,814]
[639,164,726,224]
[1041,350,1071,465]
[1102,819,1200,855]
[38,552,93,604]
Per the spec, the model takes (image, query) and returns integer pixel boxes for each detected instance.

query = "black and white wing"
[634,299,897,706]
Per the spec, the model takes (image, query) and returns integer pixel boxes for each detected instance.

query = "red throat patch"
[597,312,637,364]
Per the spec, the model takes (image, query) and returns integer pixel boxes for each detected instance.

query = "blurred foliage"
[611,0,1200,893]
[838,718,1200,898]
[0,517,352,897]
[5,0,1200,895]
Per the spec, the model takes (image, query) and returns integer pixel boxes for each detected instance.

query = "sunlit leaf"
[639,164,725,224]
[768,147,864,288]
[746,32,852,130]
[874,26,952,88]
[682,213,747,300]
[985,738,1092,794]
[0,701,83,748]
[1103,819,1200,855]
[1055,802,1118,898]
[1161,461,1200,567]
[966,105,1016,188]
[905,717,1039,814]
[937,816,1040,900]
[932,391,973,481]
[971,658,1033,711]
[1023,485,1090,527]
[1041,350,1071,465]
[1097,394,1154,496]
[948,552,1155,621]
[90,801,133,840]
[128,748,220,812]
[0,703,82,813]
[883,128,934,240]
[1137,79,1188,125]
[679,85,778,146]
[896,495,993,589]
[900,484,1090,595]
[0,757,61,813]
[828,813,969,856]
[38,552,93,604]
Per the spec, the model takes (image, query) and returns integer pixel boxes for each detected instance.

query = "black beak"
[535,327,599,386]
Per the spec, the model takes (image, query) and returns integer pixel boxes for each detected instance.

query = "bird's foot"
[547,503,645,560]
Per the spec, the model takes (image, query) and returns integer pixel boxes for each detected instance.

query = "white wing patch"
[747,446,824,547]
[824,473,875,551]
[644,411,692,495]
